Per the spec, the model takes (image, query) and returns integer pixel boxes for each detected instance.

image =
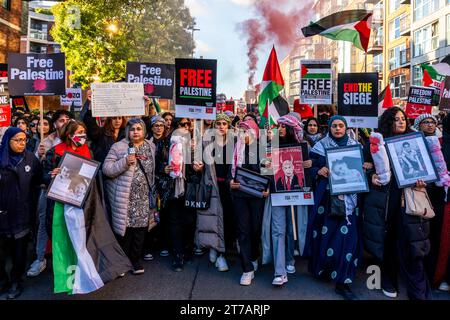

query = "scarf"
[54,142,92,159]
[277,114,303,143]
[327,115,349,146]
[0,127,26,169]
[306,133,322,144]
[231,120,258,177]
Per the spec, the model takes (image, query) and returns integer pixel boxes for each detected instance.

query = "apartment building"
[0,0,22,63]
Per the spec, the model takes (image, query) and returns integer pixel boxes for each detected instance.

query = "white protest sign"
[60,88,82,107]
[91,82,145,117]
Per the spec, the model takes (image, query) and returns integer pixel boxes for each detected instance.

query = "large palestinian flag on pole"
[258,46,289,128]
[53,180,132,294]
[301,10,373,52]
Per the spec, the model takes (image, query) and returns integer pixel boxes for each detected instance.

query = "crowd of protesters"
[0,96,449,301]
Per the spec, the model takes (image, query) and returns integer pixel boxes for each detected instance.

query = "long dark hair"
[104,116,126,138]
[304,117,319,135]
[378,107,411,138]
[280,125,297,145]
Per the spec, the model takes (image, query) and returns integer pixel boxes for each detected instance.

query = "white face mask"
[71,134,87,147]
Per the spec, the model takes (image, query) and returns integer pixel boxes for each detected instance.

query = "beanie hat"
[413,113,437,131]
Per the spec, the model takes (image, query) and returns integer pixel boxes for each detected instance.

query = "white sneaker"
[382,288,398,298]
[240,271,254,286]
[160,250,170,257]
[209,248,218,263]
[143,253,154,261]
[252,260,258,272]
[272,275,288,286]
[194,248,205,256]
[438,281,450,291]
[27,259,46,277]
[215,255,229,272]
[286,265,296,274]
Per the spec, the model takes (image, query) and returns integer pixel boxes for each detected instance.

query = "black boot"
[335,283,358,300]
[172,254,184,272]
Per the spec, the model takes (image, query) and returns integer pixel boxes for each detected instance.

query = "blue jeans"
[271,206,295,277]
[36,189,48,261]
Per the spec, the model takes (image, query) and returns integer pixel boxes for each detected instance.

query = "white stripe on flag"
[64,205,104,294]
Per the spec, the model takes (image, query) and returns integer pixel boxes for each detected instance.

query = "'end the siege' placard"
[338,73,378,128]
[7,53,66,96]
[405,86,434,119]
[175,58,217,120]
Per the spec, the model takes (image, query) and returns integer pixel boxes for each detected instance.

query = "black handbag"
[184,182,212,210]
[329,195,346,218]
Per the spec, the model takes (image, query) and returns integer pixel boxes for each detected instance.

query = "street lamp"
[190,24,200,58]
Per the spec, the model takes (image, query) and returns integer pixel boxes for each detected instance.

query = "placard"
[126,62,174,99]
[7,53,66,96]
[271,143,314,206]
[337,72,378,128]
[0,106,11,127]
[439,76,450,111]
[91,82,145,117]
[300,60,332,104]
[175,58,217,120]
[405,86,434,119]
[60,88,82,107]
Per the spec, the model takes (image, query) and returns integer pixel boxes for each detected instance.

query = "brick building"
[0,0,22,63]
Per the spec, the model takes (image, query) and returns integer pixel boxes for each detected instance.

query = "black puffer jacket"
[362,144,430,261]
[0,151,42,236]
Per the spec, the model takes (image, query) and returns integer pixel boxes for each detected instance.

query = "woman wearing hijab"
[0,127,42,299]
[229,120,269,286]
[304,117,323,147]
[363,107,431,300]
[305,115,362,300]
[261,113,312,287]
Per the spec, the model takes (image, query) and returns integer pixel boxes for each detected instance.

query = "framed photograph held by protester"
[47,152,100,208]
[326,144,369,195]
[271,143,314,206]
[385,132,438,188]
[234,167,270,198]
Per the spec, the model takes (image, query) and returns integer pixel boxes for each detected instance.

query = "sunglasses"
[179,122,190,127]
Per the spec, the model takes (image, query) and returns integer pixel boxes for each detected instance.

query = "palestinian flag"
[151,97,161,113]
[301,10,372,52]
[53,179,132,294]
[378,85,393,116]
[258,46,289,128]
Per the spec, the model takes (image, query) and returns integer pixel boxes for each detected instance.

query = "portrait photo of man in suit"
[276,154,303,191]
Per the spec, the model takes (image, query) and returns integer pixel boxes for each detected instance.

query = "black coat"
[83,110,124,164]
[0,151,42,236]
[362,143,430,261]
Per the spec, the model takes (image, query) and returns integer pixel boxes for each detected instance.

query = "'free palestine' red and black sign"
[175,58,217,120]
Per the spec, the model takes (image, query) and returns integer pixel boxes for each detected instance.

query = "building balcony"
[372,10,384,24]
[400,0,411,4]
[30,29,47,41]
[399,15,411,36]
[367,37,383,54]
[400,49,410,66]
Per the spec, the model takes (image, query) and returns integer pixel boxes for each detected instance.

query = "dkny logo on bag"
[185,200,208,209]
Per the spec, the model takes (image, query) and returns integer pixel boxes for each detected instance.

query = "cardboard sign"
[7,53,66,96]
[0,106,10,127]
[405,86,434,119]
[0,64,9,116]
[300,60,332,104]
[60,88,82,107]
[337,73,378,128]
[91,82,145,117]
[175,58,217,120]
[126,62,174,99]
[439,76,450,111]
[0,63,7,84]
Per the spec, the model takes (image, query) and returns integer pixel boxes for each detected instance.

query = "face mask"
[71,134,87,147]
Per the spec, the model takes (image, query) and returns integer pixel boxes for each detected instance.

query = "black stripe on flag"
[301,64,331,69]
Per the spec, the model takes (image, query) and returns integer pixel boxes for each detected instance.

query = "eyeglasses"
[153,124,164,128]
[11,138,27,144]
[421,120,436,126]
[179,122,190,127]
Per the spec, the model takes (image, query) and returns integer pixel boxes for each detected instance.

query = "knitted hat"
[413,113,437,131]
[328,115,348,128]
[150,115,165,127]
[216,113,231,124]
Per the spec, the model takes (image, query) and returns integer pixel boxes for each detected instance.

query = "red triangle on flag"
[301,65,308,77]
[262,46,284,86]
[383,85,393,108]
[423,69,433,87]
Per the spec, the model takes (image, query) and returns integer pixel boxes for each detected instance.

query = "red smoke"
[239,0,314,86]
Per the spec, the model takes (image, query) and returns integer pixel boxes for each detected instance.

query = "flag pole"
[39,96,44,143]
[291,206,297,241]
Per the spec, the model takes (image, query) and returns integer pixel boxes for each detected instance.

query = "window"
[447,15,450,45]
[374,54,383,73]
[414,21,439,57]
[390,75,407,98]
[389,17,401,41]
[413,65,424,86]
[389,44,406,70]
[30,43,47,54]
[1,0,10,10]
[390,0,401,14]
[414,0,440,21]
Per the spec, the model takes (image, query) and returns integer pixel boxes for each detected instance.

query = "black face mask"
[318,113,329,126]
